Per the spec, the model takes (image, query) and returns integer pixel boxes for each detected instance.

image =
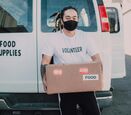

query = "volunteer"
[41,6,102,115]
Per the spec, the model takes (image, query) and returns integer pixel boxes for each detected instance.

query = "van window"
[41,0,97,32]
[0,0,32,33]
[106,7,120,33]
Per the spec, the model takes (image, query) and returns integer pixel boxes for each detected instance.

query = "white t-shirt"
[42,30,99,64]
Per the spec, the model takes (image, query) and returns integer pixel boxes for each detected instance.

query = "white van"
[0,0,125,114]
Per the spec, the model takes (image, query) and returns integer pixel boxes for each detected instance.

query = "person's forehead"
[64,9,78,17]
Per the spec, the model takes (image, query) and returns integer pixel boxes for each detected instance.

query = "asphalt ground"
[102,55,131,115]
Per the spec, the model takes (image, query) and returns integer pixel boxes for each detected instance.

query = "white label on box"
[83,74,99,80]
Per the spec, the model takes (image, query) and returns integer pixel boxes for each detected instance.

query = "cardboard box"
[45,62,103,94]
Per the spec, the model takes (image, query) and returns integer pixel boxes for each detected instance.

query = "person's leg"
[60,93,77,115]
[78,92,101,115]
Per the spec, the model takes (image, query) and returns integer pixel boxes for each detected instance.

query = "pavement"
[102,55,131,115]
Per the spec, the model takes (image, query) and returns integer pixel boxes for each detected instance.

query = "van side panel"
[0,0,38,92]
[106,3,126,78]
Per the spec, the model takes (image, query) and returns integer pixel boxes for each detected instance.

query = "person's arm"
[91,53,103,71]
[41,54,52,91]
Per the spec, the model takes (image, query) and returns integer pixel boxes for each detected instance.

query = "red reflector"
[101,23,110,32]
[98,5,110,32]
[99,5,107,17]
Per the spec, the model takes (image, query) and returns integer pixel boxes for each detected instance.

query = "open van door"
[106,3,126,78]
[38,0,112,92]
[0,0,38,92]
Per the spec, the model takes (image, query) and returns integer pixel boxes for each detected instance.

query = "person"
[41,6,102,115]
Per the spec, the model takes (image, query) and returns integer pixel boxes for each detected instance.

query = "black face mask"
[63,20,78,31]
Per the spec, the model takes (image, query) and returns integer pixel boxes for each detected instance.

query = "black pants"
[60,92,100,115]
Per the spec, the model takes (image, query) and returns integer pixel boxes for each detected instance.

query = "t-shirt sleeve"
[86,38,99,57]
[41,38,54,57]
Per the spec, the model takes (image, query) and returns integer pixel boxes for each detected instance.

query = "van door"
[106,3,126,78]
[0,0,37,92]
[37,0,112,92]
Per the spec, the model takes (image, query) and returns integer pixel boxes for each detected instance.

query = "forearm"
[41,64,48,91]
[41,54,52,79]
[41,64,47,79]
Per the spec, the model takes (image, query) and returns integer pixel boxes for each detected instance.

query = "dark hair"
[51,6,78,32]
[60,6,78,20]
